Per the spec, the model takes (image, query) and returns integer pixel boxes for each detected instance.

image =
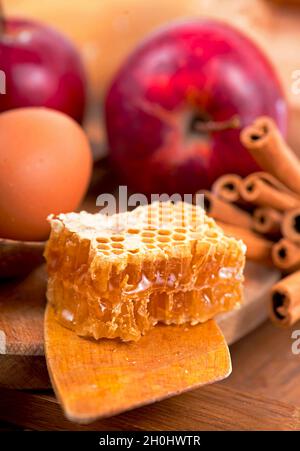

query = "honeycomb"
[45,201,246,341]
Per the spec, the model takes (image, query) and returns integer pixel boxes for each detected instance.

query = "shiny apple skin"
[0,18,86,123]
[105,20,287,194]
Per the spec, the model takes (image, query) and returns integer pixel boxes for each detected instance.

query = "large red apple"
[105,20,287,194]
[0,18,86,123]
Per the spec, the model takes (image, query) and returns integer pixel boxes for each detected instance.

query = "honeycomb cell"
[111,235,125,242]
[146,244,156,249]
[96,237,109,243]
[128,249,139,254]
[112,249,124,255]
[174,228,186,234]
[128,228,140,234]
[173,233,186,241]
[142,237,154,244]
[112,242,124,249]
[142,231,156,238]
[97,243,110,251]
[158,229,171,236]
[157,236,171,243]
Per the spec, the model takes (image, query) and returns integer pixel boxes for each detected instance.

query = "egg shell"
[0,107,92,241]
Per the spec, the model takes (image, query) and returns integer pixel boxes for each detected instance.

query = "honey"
[45,201,246,341]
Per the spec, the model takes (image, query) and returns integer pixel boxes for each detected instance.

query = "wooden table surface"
[1,318,300,430]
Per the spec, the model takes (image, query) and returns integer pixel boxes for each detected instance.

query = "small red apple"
[105,20,287,194]
[0,18,86,123]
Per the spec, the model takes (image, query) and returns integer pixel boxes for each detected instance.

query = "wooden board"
[0,266,46,356]
[0,262,279,393]
[1,320,300,430]
[0,237,291,429]
[45,307,231,423]
[1,383,299,431]
[0,262,280,357]
[0,355,50,390]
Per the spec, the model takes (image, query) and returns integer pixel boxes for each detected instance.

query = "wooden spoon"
[45,305,231,424]
[0,238,45,279]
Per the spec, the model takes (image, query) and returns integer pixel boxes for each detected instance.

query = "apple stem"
[194,115,241,133]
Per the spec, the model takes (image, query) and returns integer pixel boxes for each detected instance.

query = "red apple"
[0,18,86,123]
[105,20,287,194]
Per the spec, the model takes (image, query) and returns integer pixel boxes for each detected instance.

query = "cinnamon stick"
[199,190,252,229]
[240,172,300,211]
[240,116,300,194]
[252,207,282,239]
[212,174,242,203]
[247,171,297,192]
[217,221,272,263]
[272,238,300,272]
[270,271,300,327]
[281,208,300,244]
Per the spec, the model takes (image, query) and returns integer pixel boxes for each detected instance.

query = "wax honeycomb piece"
[45,202,246,341]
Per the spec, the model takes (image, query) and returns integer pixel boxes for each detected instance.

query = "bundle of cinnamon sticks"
[200,116,300,329]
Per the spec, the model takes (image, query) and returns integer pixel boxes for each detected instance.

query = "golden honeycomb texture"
[45,201,246,341]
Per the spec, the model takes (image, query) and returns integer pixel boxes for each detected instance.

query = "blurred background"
[5,0,300,153]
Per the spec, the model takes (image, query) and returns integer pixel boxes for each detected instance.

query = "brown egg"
[0,107,92,241]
